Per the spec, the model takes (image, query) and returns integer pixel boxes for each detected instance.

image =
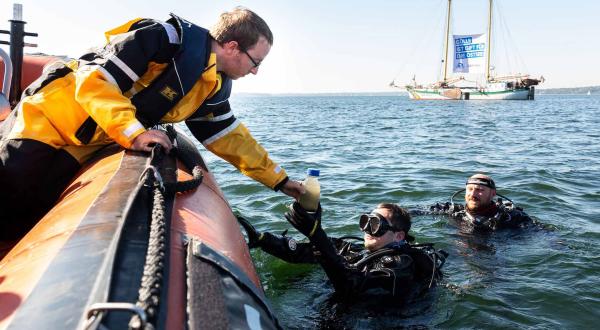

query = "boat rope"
[173,165,203,193]
[129,168,167,330]
[164,124,204,194]
[129,144,203,329]
[138,142,205,195]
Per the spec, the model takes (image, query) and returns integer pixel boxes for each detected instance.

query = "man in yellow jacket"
[0,7,303,239]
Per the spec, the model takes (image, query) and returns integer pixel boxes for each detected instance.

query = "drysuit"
[429,200,533,231]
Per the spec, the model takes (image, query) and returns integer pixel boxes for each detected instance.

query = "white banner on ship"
[453,33,486,73]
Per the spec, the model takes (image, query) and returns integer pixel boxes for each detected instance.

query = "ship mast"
[486,0,493,82]
[442,0,452,83]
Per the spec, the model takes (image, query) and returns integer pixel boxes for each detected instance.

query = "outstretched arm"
[284,202,354,294]
[237,215,317,264]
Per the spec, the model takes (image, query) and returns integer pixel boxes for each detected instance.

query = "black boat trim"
[186,238,281,330]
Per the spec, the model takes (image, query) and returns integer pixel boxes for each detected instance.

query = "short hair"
[376,203,411,233]
[210,7,273,51]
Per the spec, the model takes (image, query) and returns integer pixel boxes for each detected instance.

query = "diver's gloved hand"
[430,202,450,212]
[236,215,264,249]
[284,202,322,238]
[430,202,463,214]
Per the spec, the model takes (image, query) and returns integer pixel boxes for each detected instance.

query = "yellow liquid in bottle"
[299,176,320,212]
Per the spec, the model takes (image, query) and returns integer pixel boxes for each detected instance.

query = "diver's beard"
[466,198,482,211]
[466,199,496,215]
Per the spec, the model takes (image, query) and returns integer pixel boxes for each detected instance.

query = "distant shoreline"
[234,86,598,97]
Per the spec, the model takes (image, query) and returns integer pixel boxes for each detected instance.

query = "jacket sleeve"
[74,18,180,147]
[186,101,288,189]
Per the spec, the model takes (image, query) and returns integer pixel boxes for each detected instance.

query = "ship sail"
[453,34,486,74]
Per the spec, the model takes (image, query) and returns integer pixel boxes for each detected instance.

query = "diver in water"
[429,173,533,231]
[239,202,447,300]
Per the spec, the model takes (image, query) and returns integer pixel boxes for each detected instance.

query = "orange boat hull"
[0,135,277,329]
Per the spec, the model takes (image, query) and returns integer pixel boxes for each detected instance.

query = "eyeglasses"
[359,213,397,237]
[241,48,261,68]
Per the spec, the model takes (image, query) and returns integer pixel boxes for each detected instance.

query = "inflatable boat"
[0,13,280,330]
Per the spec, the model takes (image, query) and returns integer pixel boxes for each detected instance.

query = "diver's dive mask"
[359,212,397,237]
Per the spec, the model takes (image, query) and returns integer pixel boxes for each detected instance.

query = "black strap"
[187,239,282,330]
[75,116,98,144]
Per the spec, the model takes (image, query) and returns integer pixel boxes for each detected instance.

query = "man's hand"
[284,202,322,238]
[236,215,263,249]
[131,130,173,153]
[280,180,305,199]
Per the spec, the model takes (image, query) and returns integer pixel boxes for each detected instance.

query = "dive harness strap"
[352,244,447,288]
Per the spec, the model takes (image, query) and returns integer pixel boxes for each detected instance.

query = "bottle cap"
[307,168,320,177]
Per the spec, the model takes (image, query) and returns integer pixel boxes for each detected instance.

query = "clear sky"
[1,0,598,93]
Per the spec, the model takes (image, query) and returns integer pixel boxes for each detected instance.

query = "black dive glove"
[286,202,349,293]
[237,215,263,249]
[430,202,463,214]
[284,202,322,238]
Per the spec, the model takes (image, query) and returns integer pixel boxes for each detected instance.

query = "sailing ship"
[399,0,542,100]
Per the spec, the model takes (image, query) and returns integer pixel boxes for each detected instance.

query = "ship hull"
[407,87,533,100]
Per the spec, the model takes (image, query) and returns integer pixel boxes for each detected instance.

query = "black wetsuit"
[257,233,445,299]
[429,200,532,231]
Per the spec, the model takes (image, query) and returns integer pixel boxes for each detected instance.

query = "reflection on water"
[190,94,600,328]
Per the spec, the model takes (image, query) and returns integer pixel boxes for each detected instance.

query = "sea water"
[188,93,599,329]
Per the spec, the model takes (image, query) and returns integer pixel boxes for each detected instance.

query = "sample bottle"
[298,168,320,212]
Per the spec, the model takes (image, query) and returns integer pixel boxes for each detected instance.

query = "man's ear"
[221,40,239,54]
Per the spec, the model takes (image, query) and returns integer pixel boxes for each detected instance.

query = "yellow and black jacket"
[8,14,287,189]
